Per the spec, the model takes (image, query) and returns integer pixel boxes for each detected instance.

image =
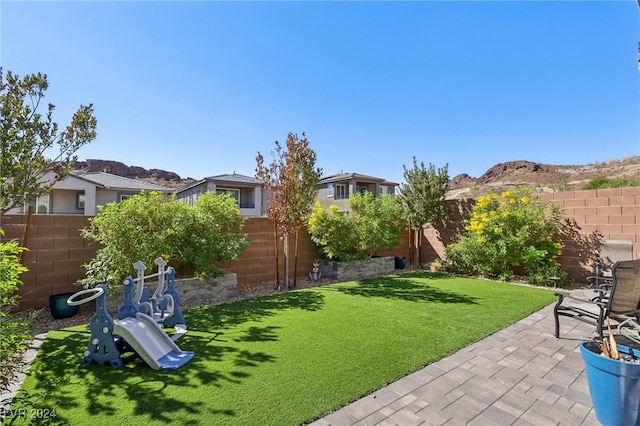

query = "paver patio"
[311,289,602,426]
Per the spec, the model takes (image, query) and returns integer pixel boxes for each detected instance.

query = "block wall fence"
[421,187,640,282]
[2,186,638,311]
[0,214,411,311]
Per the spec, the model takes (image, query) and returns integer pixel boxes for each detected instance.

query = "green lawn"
[7,272,556,425]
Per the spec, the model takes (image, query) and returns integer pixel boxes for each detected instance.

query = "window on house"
[327,183,334,198]
[25,194,50,214]
[357,186,368,195]
[76,192,85,210]
[335,184,347,199]
[119,194,132,201]
[216,188,240,205]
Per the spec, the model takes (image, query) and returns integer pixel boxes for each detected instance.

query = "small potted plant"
[309,260,322,282]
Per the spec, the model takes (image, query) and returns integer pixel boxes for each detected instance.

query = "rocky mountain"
[447,156,640,199]
[74,156,640,197]
[74,159,195,190]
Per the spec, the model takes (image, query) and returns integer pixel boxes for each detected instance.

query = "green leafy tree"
[79,191,249,290]
[256,132,322,290]
[307,193,405,261]
[0,68,97,217]
[398,157,450,267]
[350,192,405,257]
[0,229,33,392]
[445,188,567,284]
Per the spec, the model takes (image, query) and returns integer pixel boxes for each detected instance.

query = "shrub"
[0,230,34,392]
[445,188,568,285]
[79,191,249,289]
[307,193,405,261]
[583,176,640,190]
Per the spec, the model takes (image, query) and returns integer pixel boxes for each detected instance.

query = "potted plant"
[580,330,640,426]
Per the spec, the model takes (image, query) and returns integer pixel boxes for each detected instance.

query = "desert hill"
[75,156,640,198]
[447,156,640,199]
[74,159,195,190]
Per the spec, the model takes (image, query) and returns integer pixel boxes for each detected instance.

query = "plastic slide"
[113,313,194,370]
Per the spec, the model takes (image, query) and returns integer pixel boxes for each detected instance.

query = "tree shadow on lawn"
[328,271,479,304]
[185,289,325,331]
[11,324,278,425]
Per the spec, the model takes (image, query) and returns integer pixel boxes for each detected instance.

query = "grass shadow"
[9,317,280,424]
[185,289,324,331]
[328,272,478,304]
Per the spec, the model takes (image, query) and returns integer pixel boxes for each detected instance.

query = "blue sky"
[2,1,639,185]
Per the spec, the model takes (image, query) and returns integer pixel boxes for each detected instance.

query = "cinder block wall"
[10,184,633,310]
[1,215,410,311]
[1,214,95,310]
[422,187,640,282]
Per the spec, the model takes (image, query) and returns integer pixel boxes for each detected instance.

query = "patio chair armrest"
[554,291,607,306]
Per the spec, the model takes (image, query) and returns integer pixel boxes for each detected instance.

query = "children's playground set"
[67,257,194,370]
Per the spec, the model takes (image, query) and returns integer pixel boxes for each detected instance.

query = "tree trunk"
[274,219,280,291]
[20,205,34,264]
[408,222,414,268]
[293,228,299,289]
[414,227,421,269]
[283,232,290,291]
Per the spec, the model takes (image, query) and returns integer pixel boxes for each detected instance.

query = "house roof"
[319,172,399,186]
[177,173,261,193]
[72,172,174,192]
[205,173,261,186]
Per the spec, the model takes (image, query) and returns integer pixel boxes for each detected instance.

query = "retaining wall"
[318,256,396,281]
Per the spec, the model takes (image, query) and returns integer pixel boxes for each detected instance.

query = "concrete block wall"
[1,214,96,310]
[13,184,631,309]
[1,215,410,311]
[422,187,640,282]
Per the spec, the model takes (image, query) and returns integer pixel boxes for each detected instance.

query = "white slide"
[113,313,194,370]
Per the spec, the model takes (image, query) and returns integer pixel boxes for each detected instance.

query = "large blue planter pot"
[580,341,640,426]
[49,292,79,319]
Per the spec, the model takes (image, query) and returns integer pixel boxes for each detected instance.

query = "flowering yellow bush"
[307,193,405,261]
[446,188,567,284]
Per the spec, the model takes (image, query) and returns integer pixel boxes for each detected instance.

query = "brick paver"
[310,291,601,425]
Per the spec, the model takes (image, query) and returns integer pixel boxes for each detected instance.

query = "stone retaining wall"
[318,256,396,281]
[106,271,237,314]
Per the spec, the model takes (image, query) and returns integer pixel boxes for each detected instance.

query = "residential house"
[176,173,265,216]
[315,173,399,211]
[6,171,174,216]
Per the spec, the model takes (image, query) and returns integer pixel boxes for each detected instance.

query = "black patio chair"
[554,259,640,339]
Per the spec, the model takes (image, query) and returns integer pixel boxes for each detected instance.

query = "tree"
[0,68,97,216]
[398,157,450,267]
[308,192,405,261]
[256,132,322,291]
[79,191,249,290]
